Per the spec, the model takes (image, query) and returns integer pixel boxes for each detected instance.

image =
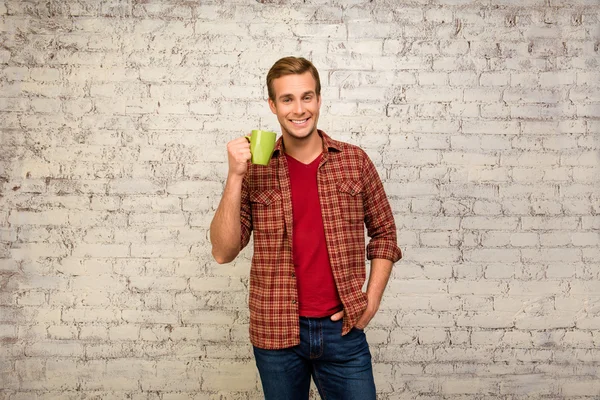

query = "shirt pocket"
[250,189,285,232]
[336,180,364,225]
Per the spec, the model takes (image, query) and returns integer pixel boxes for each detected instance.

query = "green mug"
[245,130,277,166]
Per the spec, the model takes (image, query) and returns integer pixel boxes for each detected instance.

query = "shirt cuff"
[367,241,402,263]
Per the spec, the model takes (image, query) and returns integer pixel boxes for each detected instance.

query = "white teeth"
[292,119,308,124]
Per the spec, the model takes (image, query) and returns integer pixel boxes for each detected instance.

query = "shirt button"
[291,273,295,278]
[292,300,297,304]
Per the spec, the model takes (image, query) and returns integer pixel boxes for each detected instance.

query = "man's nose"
[293,100,304,115]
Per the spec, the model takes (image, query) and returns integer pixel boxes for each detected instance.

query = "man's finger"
[330,310,344,321]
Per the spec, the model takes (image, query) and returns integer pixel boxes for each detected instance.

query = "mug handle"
[244,135,251,142]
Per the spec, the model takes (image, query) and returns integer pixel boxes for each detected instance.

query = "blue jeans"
[253,316,376,400]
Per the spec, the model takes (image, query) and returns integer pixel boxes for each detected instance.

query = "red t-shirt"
[286,153,343,317]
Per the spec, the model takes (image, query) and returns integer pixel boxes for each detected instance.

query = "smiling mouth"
[291,118,309,125]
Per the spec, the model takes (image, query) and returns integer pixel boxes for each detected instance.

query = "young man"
[210,56,402,400]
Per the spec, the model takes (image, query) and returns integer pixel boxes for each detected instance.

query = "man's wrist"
[225,172,245,187]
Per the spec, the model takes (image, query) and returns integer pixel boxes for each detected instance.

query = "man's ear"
[268,98,277,114]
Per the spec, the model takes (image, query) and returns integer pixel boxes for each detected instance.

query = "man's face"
[268,72,321,141]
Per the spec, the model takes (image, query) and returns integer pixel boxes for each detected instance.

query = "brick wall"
[1,0,599,399]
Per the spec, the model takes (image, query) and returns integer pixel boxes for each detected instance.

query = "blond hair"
[266,56,321,101]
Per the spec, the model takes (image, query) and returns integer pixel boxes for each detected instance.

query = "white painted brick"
[0,324,17,339]
[480,71,510,86]
[121,310,178,325]
[561,183,598,197]
[577,317,600,330]
[328,39,384,56]
[572,167,599,184]
[128,276,188,291]
[581,216,600,230]
[1,2,598,397]
[500,375,557,395]
[529,200,563,215]
[383,295,429,311]
[449,71,479,87]
[472,200,502,215]
[462,217,519,230]
[463,120,520,135]
[570,281,600,295]
[563,195,598,215]
[511,167,546,183]
[510,72,541,87]
[510,233,539,247]
[442,151,499,166]
[27,341,84,357]
[542,166,571,181]
[524,248,582,263]
[385,182,438,198]
[464,249,520,263]
[442,198,475,216]
[69,243,129,258]
[79,325,108,341]
[522,216,580,230]
[404,248,461,262]
[16,291,46,306]
[539,232,572,247]
[441,183,498,199]
[109,324,140,341]
[416,102,449,119]
[397,312,455,328]
[484,264,516,279]
[501,183,558,199]
[463,296,494,311]
[447,102,478,118]
[449,280,506,295]
[205,344,252,360]
[201,324,230,342]
[62,307,119,323]
[201,361,257,391]
[563,330,594,347]
[403,119,461,134]
[546,263,577,279]
[419,232,450,248]
[435,347,494,363]
[406,87,462,103]
[480,102,510,118]
[577,103,600,118]
[140,325,169,342]
[452,265,480,283]
[516,314,575,330]
[432,55,487,71]
[480,231,510,247]
[561,150,600,166]
[417,72,448,86]
[561,381,600,396]
[464,87,503,102]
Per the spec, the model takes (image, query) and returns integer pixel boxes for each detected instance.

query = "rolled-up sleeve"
[361,154,402,263]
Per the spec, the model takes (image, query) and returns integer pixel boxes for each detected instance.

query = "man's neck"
[283,130,323,164]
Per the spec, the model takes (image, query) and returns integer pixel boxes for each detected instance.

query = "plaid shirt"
[240,131,402,349]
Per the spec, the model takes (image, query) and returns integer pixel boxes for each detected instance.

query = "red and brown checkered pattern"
[240,131,402,349]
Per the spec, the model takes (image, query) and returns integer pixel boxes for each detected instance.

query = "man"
[209,56,401,400]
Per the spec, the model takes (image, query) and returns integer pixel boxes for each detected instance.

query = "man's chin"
[284,125,317,140]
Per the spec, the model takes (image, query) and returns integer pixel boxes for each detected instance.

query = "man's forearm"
[353,258,393,329]
[366,258,393,308]
[209,174,245,264]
